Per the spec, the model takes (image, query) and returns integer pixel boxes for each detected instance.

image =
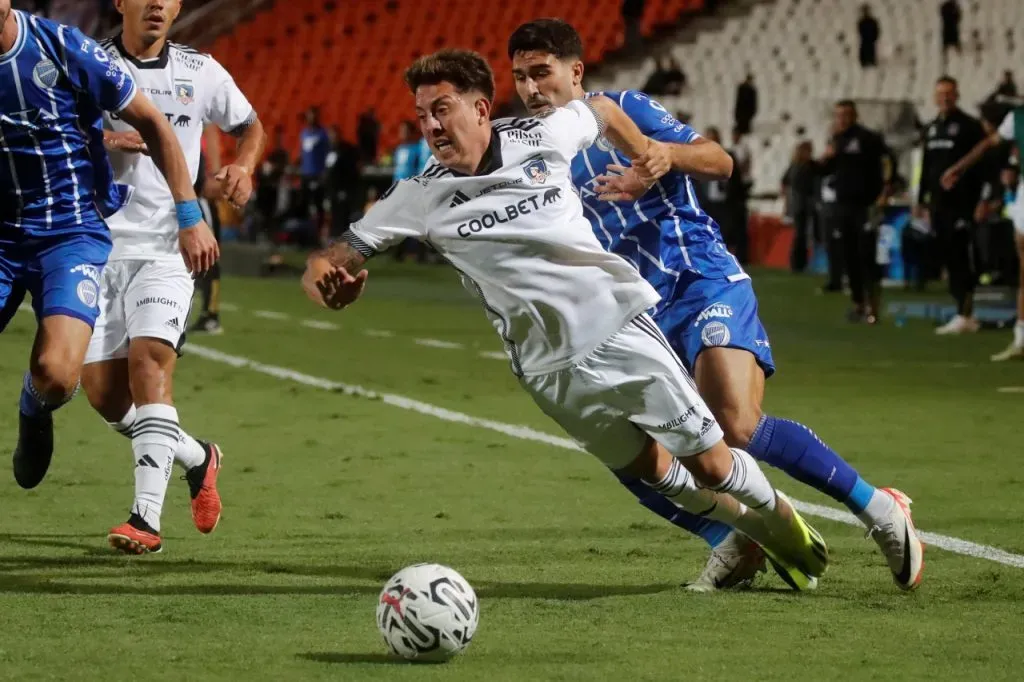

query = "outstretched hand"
[302,255,368,310]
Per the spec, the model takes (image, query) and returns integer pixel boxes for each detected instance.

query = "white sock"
[109,403,205,470]
[107,404,137,439]
[706,449,777,513]
[1014,320,1024,347]
[131,404,179,532]
[175,431,206,470]
[644,458,777,550]
[856,489,896,529]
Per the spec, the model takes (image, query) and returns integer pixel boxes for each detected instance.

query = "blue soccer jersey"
[0,10,136,237]
[573,91,774,376]
[574,90,746,312]
[0,11,136,330]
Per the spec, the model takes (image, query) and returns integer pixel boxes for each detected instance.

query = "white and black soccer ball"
[376,563,479,662]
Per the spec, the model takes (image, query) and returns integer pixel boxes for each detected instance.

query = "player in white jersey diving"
[82,0,266,554]
[302,49,829,588]
[505,19,923,592]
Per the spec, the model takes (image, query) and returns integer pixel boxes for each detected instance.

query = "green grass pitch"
[0,264,1022,681]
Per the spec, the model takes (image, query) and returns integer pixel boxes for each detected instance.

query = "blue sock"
[746,415,875,515]
[19,371,74,417]
[613,472,733,548]
[20,372,50,417]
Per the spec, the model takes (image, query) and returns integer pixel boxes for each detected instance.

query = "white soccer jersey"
[345,101,661,376]
[101,36,256,260]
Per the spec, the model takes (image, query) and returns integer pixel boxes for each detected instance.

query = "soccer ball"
[376,563,479,662]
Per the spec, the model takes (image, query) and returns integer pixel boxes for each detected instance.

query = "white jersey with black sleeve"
[100,36,256,261]
[343,100,661,376]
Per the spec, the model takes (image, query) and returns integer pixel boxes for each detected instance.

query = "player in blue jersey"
[507,19,923,592]
[0,2,218,490]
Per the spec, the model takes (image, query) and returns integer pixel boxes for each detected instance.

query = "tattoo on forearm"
[322,237,368,271]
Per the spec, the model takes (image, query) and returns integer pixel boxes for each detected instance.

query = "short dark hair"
[507,18,584,61]
[936,75,958,88]
[835,99,857,112]
[405,49,495,101]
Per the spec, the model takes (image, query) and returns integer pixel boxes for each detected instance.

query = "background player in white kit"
[82,0,266,554]
[302,50,829,585]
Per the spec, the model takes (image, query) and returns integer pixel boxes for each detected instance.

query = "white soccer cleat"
[684,530,766,593]
[991,341,1024,362]
[935,315,979,335]
[867,488,924,591]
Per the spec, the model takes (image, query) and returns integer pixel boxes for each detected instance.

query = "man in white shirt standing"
[82,0,266,554]
[302,49,830,588]
[943,106,1024,361]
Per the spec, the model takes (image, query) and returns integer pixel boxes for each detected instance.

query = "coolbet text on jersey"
[0,10,136,331]
[574,90,775,376]
[343,100,662,377]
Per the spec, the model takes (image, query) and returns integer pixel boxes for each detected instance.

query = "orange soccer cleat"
[185,441,223,534]
[108,514,162,554]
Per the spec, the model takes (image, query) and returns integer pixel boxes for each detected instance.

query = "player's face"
[414,81,490,172]
[511,51,583,114]
[118,0,182,44]
[934,81,958,114]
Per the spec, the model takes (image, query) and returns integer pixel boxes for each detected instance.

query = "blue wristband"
[175,200,203,230]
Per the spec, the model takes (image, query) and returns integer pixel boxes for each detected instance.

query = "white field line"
[414,338,464,350]
[252,310,289,320]
[300,319,339,331]
[185,343,1024,570]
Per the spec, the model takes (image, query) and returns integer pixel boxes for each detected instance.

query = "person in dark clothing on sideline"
[326,126,362,238]
[819,100,890,323]
[858,5,880,68]
[940,0,962,59]
[356,108,381,166]
[622,0,645,54]
[918,76,987,334]
[734,73,757,135]
[782,140,819,273]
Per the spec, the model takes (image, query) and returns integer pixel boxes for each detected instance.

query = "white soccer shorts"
[519,314,724,470]
[85,260,194,364]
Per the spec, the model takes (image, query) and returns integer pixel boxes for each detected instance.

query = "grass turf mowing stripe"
[185,342,1024,570]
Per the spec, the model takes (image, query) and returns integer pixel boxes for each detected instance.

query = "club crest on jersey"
[522,158,550,185]
[32,59,59,89]
[700,321,731,347]
[175,81,195,105]
[595,136,614,152]
[76,280,99,309]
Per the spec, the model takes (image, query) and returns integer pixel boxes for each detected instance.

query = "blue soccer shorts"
[654,276,777,378]
[0,231,112,333]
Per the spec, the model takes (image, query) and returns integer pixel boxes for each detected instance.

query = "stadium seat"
[206,0,705,155]
[590,0,1024,194]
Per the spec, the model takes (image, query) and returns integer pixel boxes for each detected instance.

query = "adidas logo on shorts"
[699,417,715,436]
[165,317,180,330]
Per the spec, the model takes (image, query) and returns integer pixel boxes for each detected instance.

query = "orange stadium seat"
[209,0,703,156]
